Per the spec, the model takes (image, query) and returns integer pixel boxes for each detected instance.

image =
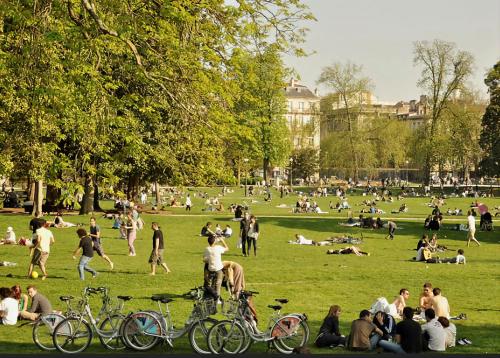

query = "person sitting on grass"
[415,242,432,262]
[19,285,52,321]
[201,222,215,237]
[372,311,396,341]
[11,285,28,313]
[378,307,422,353]
[0,226,16,245]
[0,287,18,325]
[437,316,456,348]
[440,249,466,264]
[53,213,77,228]
[419,283,434,315]
[315,305,346,348]
[347,309,383,351]
[326,246,370,256]
[421,308,446,352]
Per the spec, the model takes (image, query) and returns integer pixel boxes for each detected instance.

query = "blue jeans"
[370,334,381,350]
[78,256,97,280]
[378,339,406,353]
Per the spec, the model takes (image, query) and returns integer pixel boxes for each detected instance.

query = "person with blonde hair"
[222,261,245,299]
[315,305,346,348]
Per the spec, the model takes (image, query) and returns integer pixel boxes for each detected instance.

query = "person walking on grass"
[149,222,171,275]
[466,210,480,247]
[89,217,114,270]
[125,213,137,256]
[72,228,98,280]
[27,221,54,281]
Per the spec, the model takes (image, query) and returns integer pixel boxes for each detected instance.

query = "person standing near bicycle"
[149,222,171,275]
[89,217,114,270]
[72,228,98,280]
[203,234,228,302]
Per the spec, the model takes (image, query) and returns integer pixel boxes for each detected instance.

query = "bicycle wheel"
[32,313,66,351]
[52,316,92,354]
[188,318,218,354]
[121,311,161,351]
[271,316,309,353]
[98,314,126,350]
[207,320,246,354]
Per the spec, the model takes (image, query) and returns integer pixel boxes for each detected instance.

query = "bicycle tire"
[188,317,217,354]
[32,313,66,351]
[121,311,161,351]
[98,314,126,350]
[271,316,309,353]
[207,320,246,354]
[52,316,92,354]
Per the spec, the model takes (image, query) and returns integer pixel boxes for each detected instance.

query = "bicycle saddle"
[151,296,173,304]
[275,298,289,304]
[268,305,282,311]
[117,295,132,301]
[59,296,74,301]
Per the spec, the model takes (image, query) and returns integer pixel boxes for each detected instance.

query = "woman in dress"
[125,213,137,256]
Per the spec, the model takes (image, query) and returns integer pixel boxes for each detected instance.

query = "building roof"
[285,85,319,99]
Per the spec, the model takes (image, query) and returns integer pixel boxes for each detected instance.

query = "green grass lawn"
[0,186,498,354]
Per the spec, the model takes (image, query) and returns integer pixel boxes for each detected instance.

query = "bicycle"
[120,286,218,354]
[51,286,132,353]
[207,290,309,354]
[32,295,81,351]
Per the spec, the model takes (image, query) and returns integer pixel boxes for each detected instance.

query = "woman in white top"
[437,317,456,348]
[466,211,480,247]
[0,287,19,325]
[0,227,16,244]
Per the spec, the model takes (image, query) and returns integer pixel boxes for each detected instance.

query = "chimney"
[290,78,298,87]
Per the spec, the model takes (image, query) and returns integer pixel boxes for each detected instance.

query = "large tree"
[317,62,374,181]
[413,39,474,185]
[478,60,500,177]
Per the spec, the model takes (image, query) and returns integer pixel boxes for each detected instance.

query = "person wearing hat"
[0,227,16,245]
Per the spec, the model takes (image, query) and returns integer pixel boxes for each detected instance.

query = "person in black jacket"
[315,305,346,348]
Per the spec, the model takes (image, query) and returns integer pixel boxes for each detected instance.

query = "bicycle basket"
[221,298,240,318]
[195,299,217,318]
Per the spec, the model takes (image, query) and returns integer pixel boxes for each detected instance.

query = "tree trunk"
[93,176,102,212]
[79,175,94,215]
[154,181,161,207]
[46,184,60,206]
[237,160,241,186]
[28,179,35,202]
[263,158,269,184]
[32,180,43,216]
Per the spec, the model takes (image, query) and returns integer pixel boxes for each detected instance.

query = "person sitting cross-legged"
[347,309,383,351]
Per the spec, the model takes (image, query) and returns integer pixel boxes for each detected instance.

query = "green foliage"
[291,147,319,180]
[479,60,500,177]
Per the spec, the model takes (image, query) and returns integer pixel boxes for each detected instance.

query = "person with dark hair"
[437,316,456,348]
[373,311,396,341]
[89,217,114,270]
[347,310,383,351]
[415,242,432,262]
[378,307,422,353]
[0,287,18,325]
[421,308,446,351]
[203,235,228,301]
[416,234,429,251]
[245,215,260,257]
[125,213,137,256]
[27,221,54,280]
[431,288,450,319]
[201,222,214,237]
[239,212,251,256]
[19,286,52,321]
[149,222,171,275]
[441,249,466,264]
[315,305,346,348]
[391,289,409,317]
[72,228,97,280]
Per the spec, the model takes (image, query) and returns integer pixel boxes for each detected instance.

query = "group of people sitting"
[390,203,408,214]
[200,222,233,238]
[293,196,327,213]
[414,234,465,264]
[315,284,459,353]
[0,285,53,325]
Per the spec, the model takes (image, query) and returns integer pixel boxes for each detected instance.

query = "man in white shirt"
[203,235,228,301]
[466,211,480,247]
[421,308,446,351]
[0,287,19,325]
[27,221,55,280]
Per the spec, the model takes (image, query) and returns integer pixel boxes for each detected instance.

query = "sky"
[283,0,500,103]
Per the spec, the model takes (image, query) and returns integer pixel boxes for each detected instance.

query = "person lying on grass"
[288,234,332,246]
[326,246,370,256]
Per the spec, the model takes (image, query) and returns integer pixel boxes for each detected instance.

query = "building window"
[308,137,314,146]
[298,102,304,110]
[287,101,292,111]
